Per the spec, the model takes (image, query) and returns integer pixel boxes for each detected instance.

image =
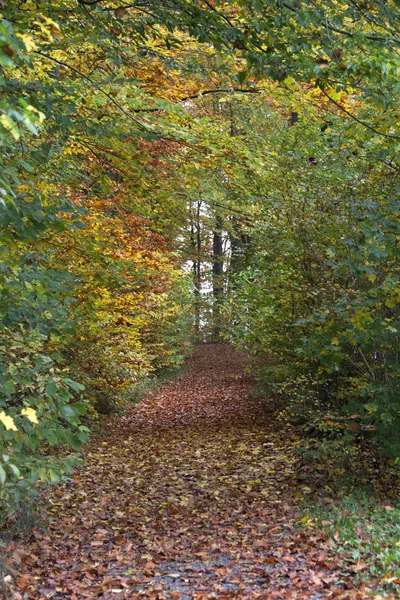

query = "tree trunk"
[230,218,251,282]
[212,214,224,339]
[191,200,202,335]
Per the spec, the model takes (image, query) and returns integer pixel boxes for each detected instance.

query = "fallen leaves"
[2,345,371,598]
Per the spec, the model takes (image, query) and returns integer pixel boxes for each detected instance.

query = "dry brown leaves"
[3,345,369,599]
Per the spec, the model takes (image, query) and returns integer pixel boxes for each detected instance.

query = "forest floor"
[3,345,374,599]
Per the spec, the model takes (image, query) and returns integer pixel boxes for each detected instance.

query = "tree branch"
[320,88,400,140]
[131,88,261,113]
[283,1,400,46]
[179,87,261,102]
[36,51,153,134]
[77,0,103,5]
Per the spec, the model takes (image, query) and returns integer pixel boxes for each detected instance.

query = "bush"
[0,256,88,522]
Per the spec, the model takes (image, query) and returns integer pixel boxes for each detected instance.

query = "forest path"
[7,345,359,599]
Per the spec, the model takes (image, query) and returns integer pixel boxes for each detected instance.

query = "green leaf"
[0,114,20,140]
[65,432,83,451]
[63,378,85,392]
[60,405,75,419]
[45,382,58,398]
[0,465,6,485]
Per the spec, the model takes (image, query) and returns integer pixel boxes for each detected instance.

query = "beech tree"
[0,0,399,518]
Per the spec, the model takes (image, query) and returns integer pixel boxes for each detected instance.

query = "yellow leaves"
[380,571,400,585]
[63,145,78,156]
[26,105,46,123]
[0,411,18,431]
[385,297,397,308]
[331,337,340,346]
[0,407,38,429]
[351,309,373,330]
[0,114,20,140]
[385,291,400,309]
[21,407,39,424]
[16,33,37,52]
[299,515,310,524]
[32,16,60,42]
[298,515,314,527]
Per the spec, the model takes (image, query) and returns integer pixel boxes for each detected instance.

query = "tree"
[0,0,399,518]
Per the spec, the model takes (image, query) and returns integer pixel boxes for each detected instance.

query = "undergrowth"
[0,500,43,596]
[303,494,400,597]
[252,372,400,596]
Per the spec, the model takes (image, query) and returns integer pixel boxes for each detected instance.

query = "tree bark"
[191,200,202,335]
[212,214,224,339]
[230,217,251,282]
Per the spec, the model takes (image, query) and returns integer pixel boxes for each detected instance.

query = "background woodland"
[0,0,399,519]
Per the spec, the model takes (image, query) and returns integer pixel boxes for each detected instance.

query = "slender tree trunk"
[227,102,251,283]
[191,200,202,335]
[229,218,251,284]
[212,214,223,339]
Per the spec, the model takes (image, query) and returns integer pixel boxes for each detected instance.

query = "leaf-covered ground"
[4,345,369,599]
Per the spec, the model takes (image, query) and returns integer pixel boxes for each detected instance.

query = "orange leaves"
[51,179,192,414]
[114,7,127,19]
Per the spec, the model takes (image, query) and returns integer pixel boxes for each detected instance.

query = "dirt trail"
[5,345,361,599]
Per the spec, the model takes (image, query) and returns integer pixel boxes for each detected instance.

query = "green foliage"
[296,194,400,455]
[0,0,197,519]
[1,0,399,518]
[0,249,87,520]
[225,77,400,458]
[0,331,87,520]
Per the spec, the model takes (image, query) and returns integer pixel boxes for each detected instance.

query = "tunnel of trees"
[0,0,399,524]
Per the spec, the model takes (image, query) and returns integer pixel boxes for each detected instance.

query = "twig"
[320,88,400,140]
